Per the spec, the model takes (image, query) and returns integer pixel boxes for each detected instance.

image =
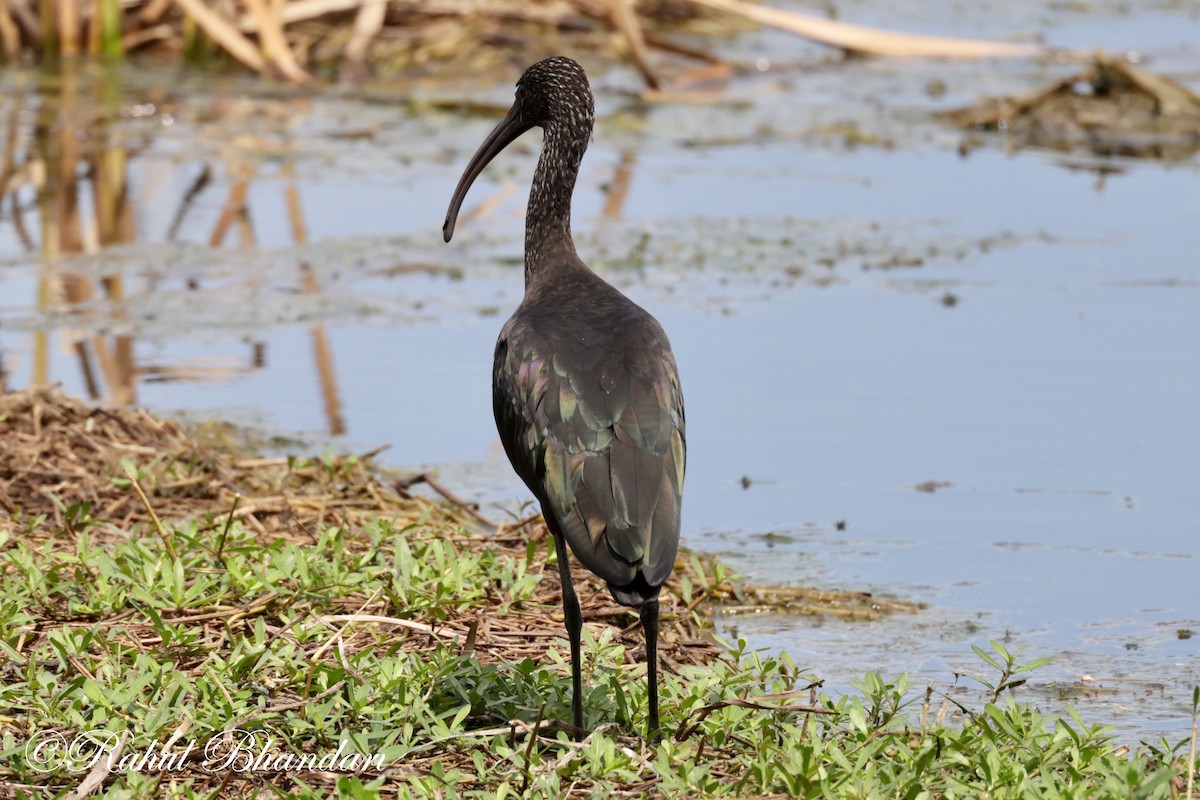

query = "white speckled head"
[443,57,595,247]
[513,56,595,133]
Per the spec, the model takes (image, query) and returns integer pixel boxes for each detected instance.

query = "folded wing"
[493,313,685,595]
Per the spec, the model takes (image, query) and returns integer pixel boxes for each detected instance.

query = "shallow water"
[2,3,1198,743]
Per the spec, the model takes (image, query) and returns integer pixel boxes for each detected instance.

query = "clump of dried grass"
[940,53,1200,160]
[0,0,714,85]
[0,384,449,538]
[0,0,1040,88]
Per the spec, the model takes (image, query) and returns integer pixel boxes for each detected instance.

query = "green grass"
[0,510,1196,798]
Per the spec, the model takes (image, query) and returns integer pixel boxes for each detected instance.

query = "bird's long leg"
[550,527,585,736]
[640,597,661,741]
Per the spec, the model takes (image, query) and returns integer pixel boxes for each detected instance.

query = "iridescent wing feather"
[493,308,685,599]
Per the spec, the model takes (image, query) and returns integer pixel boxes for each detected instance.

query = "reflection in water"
[165,164,212,241]
[30,67,137,404]
[602,150,637,220]
[209,159,257,249]
[0,66,346,435]
[287,163,346,436]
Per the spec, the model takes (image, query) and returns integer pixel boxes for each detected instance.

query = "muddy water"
[2,3,1199,743]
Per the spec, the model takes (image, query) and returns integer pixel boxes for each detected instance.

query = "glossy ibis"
[443,56,685,739]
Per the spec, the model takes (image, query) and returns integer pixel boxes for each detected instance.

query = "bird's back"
[493,268,685,605]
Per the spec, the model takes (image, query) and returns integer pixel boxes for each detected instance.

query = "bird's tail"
[608,572,662,607]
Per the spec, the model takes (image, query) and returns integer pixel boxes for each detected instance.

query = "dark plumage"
[443,56,685,739]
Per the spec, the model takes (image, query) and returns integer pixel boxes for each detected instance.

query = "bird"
[443,56,685,740]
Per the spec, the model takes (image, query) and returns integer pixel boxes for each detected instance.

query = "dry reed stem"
[137,0,172,25]
[55,0,78,55]
[343,0,385,76]
[3,0,41,45]
[237,0,363,30]
[685,0,1041,59]
[170,0,268,73]
[606,0,658,89]
[70,730,129,798]
[243,0,313,83]
[0,0,21,56]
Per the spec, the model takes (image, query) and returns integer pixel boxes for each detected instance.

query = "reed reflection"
[0,67,347,435]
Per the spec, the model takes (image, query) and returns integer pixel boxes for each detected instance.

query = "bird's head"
[511,56,594,131]
[443,57,595,243]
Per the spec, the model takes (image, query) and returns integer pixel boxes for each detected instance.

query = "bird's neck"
[525,122,589,284]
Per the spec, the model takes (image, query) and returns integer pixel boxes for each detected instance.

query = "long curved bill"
[443,103,530,243]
